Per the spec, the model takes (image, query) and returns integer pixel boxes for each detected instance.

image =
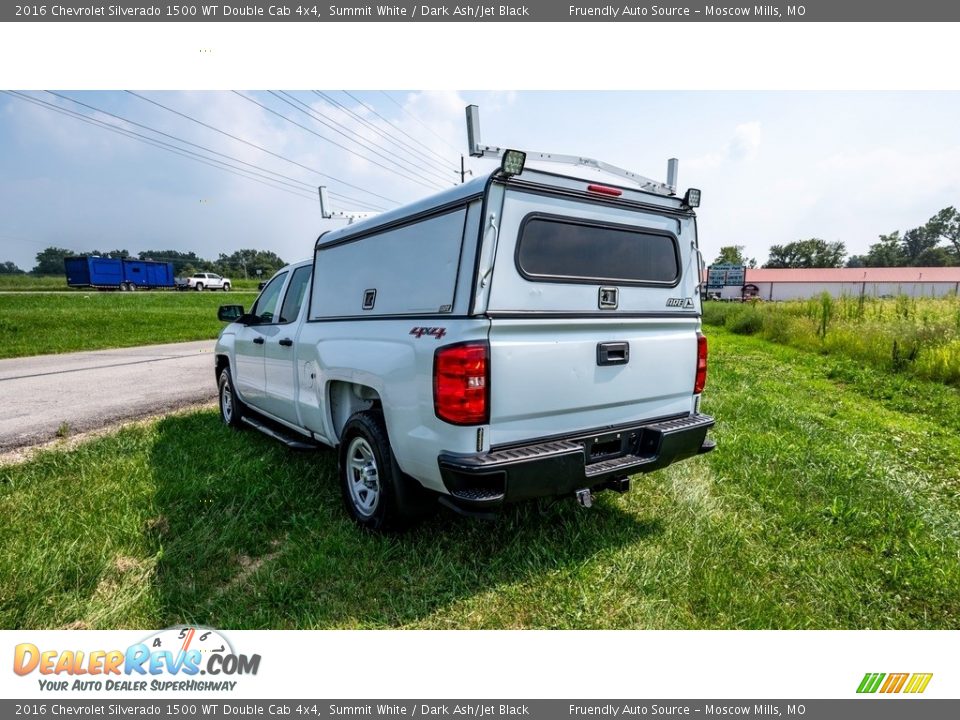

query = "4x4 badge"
[666,297,695,309]
[410,327,447,340]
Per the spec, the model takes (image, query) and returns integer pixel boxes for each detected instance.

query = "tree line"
[1,247,287,279]
[712,205,960,269]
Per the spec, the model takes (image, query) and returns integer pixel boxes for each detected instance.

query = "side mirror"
[218,304,245,322]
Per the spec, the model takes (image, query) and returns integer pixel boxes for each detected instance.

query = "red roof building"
[704,267,960,301]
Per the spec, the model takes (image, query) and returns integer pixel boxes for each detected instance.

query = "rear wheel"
[338,411,433,531]
[218,367,245,428]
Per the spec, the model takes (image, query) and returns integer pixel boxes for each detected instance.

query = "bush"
[727,307,764,335]
[701,301,739,327]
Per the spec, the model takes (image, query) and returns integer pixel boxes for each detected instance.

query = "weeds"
[703,295,960,385]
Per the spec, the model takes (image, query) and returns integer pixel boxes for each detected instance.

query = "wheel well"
[215,354,229,382]
[329,381,381,441]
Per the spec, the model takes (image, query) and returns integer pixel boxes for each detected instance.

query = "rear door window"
[279,265,311,324]
[516,215,680,285]
[252,271,288,323]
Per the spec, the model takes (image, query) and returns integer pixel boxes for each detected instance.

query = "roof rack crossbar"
[465,104,678,196]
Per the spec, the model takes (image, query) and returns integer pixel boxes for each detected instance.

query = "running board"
[241,416,317,450]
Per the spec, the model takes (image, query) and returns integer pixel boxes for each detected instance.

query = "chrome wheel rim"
[220,378,233,423]
[346,436,380,517]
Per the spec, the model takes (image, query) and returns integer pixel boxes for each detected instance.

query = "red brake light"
[694,332,708,394]
[434,342,489,425]
[586,184,623,197]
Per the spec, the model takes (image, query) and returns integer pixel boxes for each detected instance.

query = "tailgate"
[487,317,698,446]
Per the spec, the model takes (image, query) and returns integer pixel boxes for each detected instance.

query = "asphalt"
[0,340,217,450]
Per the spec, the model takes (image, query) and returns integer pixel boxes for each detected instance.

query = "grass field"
[3,327,959,629]
[704,295,960,385]
[0,275,263,292]
[0,291,257,358]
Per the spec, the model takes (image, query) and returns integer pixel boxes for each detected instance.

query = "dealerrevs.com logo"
[857,672,933,694]
[13,626,261,693]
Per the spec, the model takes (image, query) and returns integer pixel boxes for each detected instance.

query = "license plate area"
[584,431,636,464]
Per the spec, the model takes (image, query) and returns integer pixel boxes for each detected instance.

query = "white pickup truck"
[214,157,714,530]
[182,272,231,291]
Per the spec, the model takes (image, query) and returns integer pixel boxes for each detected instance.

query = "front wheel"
[195,283,204,291]
[338,411,433,531]
[222,283,231,292]
[218,367,245,428]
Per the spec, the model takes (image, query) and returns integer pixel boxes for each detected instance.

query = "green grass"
[0,275,263,292]
[0,291,258,358]
[0,275,73,291]
[3,327,960,629]
[704,295,960,385]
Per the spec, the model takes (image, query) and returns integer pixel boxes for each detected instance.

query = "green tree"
[712,245,755,267]
[900,227,940,264]
[764,238,846,268]
[925,206,960,259]
[32,246,76,275]
[138,250,212,275]
[914,246,953,266]
[859,232,906,267]
[214,249,286,279]
[88,248,130,259]
[0,261,25,274]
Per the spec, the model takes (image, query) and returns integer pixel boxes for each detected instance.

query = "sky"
[2,90,960,272]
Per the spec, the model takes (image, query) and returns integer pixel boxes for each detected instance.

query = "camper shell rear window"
[516,214,681,286]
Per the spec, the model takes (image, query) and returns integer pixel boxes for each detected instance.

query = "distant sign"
[707,263,746,288]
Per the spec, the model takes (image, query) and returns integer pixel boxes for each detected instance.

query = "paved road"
[0,340,217,450]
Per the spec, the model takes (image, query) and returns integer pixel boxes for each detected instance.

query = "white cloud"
[687,120,762,170]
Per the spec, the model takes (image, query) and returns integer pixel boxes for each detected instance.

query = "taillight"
[694,332,708,394]
[434,342,489,425]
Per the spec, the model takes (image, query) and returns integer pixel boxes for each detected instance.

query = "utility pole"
[458,155,473,184]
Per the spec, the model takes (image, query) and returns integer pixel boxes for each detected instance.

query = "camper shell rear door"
[482,175,702,447]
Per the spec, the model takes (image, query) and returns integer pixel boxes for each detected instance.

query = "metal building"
[704,267,960,301]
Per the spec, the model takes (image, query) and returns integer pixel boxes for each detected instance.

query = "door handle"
[597,341,629,366]
[279,338,293,347]
[253,337,265,345]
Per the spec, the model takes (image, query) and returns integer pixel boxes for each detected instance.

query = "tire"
[218,367,245,429]
[128,283,136,292]
[338,411,433,531]
[195,283,204,292]
[222,283,230,292]
[119,282,129,292]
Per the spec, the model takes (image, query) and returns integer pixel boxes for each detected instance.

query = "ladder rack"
[318,186,378,225]
[465,104,678,196]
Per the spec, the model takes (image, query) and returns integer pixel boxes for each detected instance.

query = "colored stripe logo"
[857,672,933,694]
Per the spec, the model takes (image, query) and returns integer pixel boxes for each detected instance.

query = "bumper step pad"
[439,413,715,509]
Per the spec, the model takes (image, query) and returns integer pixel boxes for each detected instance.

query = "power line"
[341,91,455,168]
[126,90,399,205]
[47,91,323,196]
[274,91,454,188]
[42,90,385,211]
[379,91,463,154]
[5,91,321,204]
[234,91,445,192]
[312,91,457,177]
